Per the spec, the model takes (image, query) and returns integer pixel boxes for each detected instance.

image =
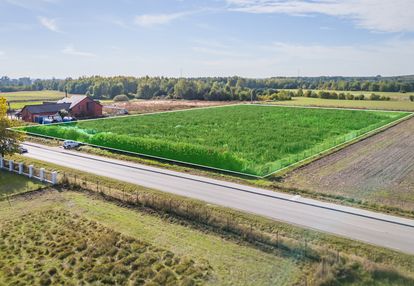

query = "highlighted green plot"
[19,105,410,177]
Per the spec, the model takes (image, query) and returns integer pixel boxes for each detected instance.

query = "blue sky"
[1,0,414,78]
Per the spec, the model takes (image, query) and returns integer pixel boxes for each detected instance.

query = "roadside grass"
[269,97,414,112]
[3,154,414,284]
[0,191,302,286]
[0,170,45,198]
[18,105,409,177]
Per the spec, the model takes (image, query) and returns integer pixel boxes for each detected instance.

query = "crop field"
[20,105,410,176]
[284,116,414,213]
[0,190,302,285]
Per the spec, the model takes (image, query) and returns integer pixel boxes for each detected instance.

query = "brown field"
[283,116,414,212]
[103,100,236,115]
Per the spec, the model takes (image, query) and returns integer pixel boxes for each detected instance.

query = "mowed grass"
[9,101,43,109]
[0,171,45,197]
[0,90,65,103]
[0,191,302,285]
[21,105,409,176]
[271,96,414,112]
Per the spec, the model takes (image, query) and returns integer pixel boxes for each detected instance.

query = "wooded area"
[1,75,414,101]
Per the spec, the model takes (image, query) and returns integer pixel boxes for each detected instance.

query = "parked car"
[18,146,28,154]
[63,140,80,149]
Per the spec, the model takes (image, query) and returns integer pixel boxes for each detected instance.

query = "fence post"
[39,168,45,181]
[18,163,23,174]
[51,172,58,185]
[9,160,14,172]
[28,165,34,178]
[0,157,3,169]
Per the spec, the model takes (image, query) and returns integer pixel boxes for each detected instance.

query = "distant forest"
[1,75,414,101]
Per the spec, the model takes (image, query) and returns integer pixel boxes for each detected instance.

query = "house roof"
[22,103,71,114]
[57,95,88,109]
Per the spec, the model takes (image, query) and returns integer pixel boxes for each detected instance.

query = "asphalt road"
[22,142,414,254]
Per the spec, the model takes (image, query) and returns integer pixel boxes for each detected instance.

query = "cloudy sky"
[1,0,414,78]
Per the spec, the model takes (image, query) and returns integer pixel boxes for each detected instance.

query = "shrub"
[113,94,130,102]
[410,95,414,102]
[370,93,381,101]
[345,93,354,100]
[356,94,365,100]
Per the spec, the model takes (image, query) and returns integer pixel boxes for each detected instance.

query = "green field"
[0,91,66,109]
[20,105,409,176]
[271,97,414,112]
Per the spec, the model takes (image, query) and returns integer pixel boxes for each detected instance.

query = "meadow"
[0,90,66,109]
[20,105,409,176]
[270,97,414,112]
[0,188,303,285]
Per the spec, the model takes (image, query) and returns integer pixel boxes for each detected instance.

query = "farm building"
[20,95,102,122]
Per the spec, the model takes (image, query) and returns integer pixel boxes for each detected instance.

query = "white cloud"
[226,0,414,33]
[62,45,96,57]
[134,11,191,27]
[38,16,60,32]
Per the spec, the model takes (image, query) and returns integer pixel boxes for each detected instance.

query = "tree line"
[1,75,414,101]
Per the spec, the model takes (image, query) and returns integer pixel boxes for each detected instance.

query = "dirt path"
[284,117,414,212]
[104,100,236,115]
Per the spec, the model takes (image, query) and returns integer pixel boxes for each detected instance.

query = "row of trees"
[1,75,414,100]
[301,90,391,101]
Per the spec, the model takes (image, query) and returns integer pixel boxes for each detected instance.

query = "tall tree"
[0,97,24,157]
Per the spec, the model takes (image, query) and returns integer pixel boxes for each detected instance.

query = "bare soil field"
[283,116,414,212]
[103,100,236,115]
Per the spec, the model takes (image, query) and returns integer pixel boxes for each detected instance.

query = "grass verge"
[4,157,414,285]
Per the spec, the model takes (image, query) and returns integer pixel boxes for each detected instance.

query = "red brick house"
[57,95,102,118]
[20,95,102,122]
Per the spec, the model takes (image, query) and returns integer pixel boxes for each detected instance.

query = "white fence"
[0,157,58,185]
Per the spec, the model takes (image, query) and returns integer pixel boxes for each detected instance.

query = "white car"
[63,140,80,149]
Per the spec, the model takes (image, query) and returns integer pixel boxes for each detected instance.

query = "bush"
[356,94,365,100]
[113,94,130,102]
[346,93,354,100]
[410,95,414,102]
[370,93,381,101]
